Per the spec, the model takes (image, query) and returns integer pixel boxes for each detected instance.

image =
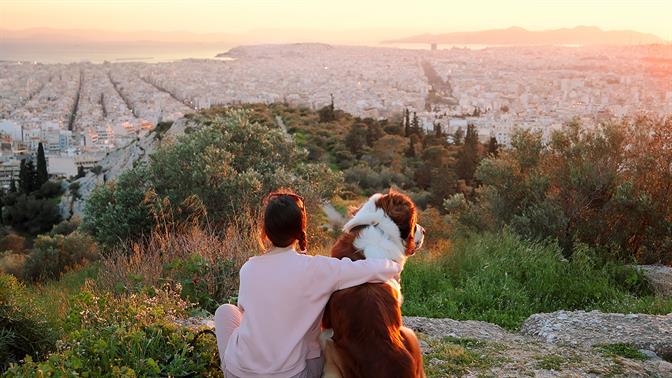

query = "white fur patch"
[343,194,406,265]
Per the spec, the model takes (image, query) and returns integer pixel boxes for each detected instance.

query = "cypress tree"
[456,124,481,183]
[19,159,29,194]
[404,108,410,137]
[411,112,420,135]
[487,136,499,157]
[36,142,48,187]
[406,137,415,158]
[453,127,465,145]
[9,178,17,193]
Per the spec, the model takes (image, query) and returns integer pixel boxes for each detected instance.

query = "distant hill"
[383,26,666,46]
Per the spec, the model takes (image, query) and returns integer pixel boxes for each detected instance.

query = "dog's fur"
[321,191,426,378]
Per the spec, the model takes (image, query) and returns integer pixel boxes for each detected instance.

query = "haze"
[2,0,671,44]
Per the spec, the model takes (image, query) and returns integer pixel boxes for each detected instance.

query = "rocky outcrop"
[180,311,672,377]
[637,265,672,298]
[59,117,195,219]
[521,310,672,361]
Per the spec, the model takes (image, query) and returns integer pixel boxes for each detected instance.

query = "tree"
[456,124,481,183]
[365,121,384,147]
[345,123,369,157]
[9,178,16,193]
[404,108,411,137]
[487,136,499,157]
[318,94,336,123]
[453,127,464,145]
[372,135,407,172]
[18,159,37,194]
[36,142,48,187]
[406,137,416,158]
[434,122,443,138]
[411,112,421,135]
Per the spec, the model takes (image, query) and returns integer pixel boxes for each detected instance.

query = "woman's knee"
[215,304,242,323]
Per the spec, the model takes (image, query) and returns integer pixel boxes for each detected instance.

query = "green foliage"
[36,142,48,187]
[448,118,672,263]
[2,192,62,235]
[596,343,648,361]
[4,285,221,377]
[82,166,153,248]
[84,108,342,248]
[420,335,495,376]
[50,218,80,236]
[402,231,672,330]
[163,254,237,313]
[0,273,56,370]
[455,123,482,183]
[22,232,99,282]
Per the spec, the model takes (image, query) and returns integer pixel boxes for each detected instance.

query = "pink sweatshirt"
[223,245,401,377]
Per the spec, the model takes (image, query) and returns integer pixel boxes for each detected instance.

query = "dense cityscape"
[0,43,671,186]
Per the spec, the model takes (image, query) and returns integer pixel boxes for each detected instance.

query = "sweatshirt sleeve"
[308,256,401,296]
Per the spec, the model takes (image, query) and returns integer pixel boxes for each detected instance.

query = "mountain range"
[383,26,666,46]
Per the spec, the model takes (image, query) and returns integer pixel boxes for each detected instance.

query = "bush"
[4,284,221,376]
[22,232,99,282]
[34,180,63,199]
[0,233,27,254]
[83,108,342,248]
[50,218,80,236]
[2,193,62,235]
[98,223,257,313]
[402,231,672,330]
[0,252,26,277]
[0,273,56,370]
[450,118,672,264]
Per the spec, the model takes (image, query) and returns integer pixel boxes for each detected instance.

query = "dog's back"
[322,233,424,378]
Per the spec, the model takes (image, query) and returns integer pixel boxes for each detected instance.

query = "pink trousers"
[214,304,323,378]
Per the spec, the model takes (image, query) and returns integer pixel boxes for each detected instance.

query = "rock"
[520,310,672,358]
[402,316,520,343]
[637,264,672,298]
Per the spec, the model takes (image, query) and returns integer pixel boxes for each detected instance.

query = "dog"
[321,190,426,378]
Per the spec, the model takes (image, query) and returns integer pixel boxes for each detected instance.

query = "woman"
[214,189,401,377]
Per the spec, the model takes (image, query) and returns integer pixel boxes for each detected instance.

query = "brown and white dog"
[321,190,426,378]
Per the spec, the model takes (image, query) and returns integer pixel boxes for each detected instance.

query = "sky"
[1,0,671,43]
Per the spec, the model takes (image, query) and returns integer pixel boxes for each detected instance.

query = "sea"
[0,42,527,64]
[0,43,236,64]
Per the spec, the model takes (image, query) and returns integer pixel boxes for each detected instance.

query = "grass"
[420,335,497,377]
[26,263,99,328]
[402,231,672,330]
[596,343,649,361]
[533,354,582,370]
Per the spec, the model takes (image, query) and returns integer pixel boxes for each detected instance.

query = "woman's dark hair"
[261,189,308,251]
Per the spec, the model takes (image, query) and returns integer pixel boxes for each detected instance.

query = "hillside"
[4,104,671,376]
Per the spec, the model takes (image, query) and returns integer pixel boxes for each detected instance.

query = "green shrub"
[4,284,221,377]
[449,118,672,264]
[402,231,672,330]
[1,193,62,235]
[22,232,99,282]
[0,273,56,370]
[34,180,63,199]
[50,218,80,236]
[83,108,342,248]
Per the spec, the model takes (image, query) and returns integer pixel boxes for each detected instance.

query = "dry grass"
[98,223,258,296]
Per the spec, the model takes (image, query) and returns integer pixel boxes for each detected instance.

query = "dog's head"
[374,190,424,256]
[344,189,425,260]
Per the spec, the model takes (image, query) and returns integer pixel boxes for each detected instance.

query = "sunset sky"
[1,0,671,43]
